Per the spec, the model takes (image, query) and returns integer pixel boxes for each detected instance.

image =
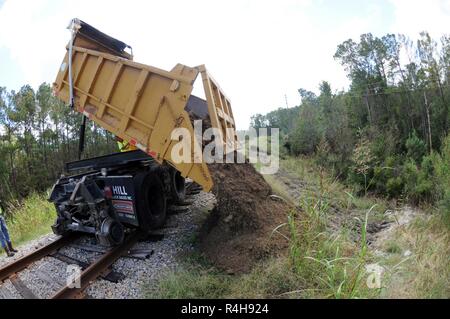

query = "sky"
[0,0,449,129]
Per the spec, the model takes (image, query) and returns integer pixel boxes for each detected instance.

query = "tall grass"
[150,156,447,299]
[281,192,379,299]
[150,157,385,299]
[147,266,232,299]
[151,188,380,298]
[5,193,56,246]
[281,156,389,216]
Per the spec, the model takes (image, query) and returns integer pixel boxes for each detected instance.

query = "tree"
[0,83,117,203]
[290,100,321,155]
[252,31,450,206]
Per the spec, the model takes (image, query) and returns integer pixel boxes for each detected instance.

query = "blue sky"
[0,0,449,128]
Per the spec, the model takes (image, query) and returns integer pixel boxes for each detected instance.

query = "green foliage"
[0,83,117,204]
[6,193,56,245]
[153,157,450,299]
[290,104,321,155]
[402,157,434,204]
[406,132,427,163]
[249,113,267,130]
[250,107,300,136]
[386,176,404,198]
[149,265,232,299]
[252,31,450,207]
[372,156,404,197]
[431,134,450,225]
[285,197,377,299]
[151,174,380,299]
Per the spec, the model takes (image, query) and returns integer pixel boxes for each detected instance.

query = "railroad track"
[0,232,80,284]
[52,230,142,299]
[0,182,202,299]
[0,230,145,299]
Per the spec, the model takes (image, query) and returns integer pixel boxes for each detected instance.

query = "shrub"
[372,156,404,197]
[405,131,427,164]
[386,176,404,197]
[432,134,450,226]
[290,105,322,155]
[402,156,434,204]
[7,193,56,245]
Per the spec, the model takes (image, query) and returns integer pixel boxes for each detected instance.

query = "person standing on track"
[0,200,18,257]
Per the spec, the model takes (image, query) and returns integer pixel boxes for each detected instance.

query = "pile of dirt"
[199,159,291,273]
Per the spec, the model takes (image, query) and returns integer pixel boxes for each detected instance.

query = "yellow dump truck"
[49,19,236,245]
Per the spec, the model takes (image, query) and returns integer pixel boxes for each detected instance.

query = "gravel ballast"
[0,191,215,299]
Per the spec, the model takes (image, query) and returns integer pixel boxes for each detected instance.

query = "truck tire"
[170,168,186,204]
[134,171,167,231]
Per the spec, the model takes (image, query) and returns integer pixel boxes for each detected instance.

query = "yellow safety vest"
[117,140,137,152]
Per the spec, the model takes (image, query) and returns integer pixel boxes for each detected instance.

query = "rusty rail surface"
[51,231,142,299]
[0,233,79,283]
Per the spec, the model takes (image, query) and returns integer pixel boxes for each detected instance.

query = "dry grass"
[281,156,389,215]
[380,213,450,298]
[262,174,295,205]
[150,156,449,299]
[151,157,382,299]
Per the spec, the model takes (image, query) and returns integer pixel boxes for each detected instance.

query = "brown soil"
[199,159,291,273]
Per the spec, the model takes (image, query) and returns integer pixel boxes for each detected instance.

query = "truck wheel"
[134,171,167,230]
[170,168,186,204]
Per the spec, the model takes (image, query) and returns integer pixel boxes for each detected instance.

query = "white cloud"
[0,0,449,129]
[0,0,66,88]
[0,0,318,128]
[389,0,450,39]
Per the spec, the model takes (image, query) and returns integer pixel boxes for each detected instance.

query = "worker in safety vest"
[0,200,18,257]
[115,136,137,152]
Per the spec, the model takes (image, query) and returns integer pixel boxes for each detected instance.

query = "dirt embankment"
[199,160,291,273]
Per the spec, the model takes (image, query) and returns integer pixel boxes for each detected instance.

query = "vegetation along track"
[0,181,204,299]
[0,230,144,299]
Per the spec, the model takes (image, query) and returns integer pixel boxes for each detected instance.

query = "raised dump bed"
[53,19,236,192]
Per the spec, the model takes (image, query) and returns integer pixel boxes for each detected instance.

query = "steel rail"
[51,230,142,299]
[0,233,79,283]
